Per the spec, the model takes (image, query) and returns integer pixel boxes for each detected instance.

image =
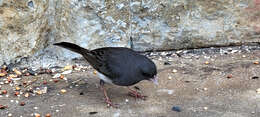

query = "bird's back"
[90,47,148,86]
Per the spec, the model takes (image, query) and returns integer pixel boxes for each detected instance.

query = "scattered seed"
[227,74,232,79]
[23,81,27,85]
[256,88,260,94]
[14,91,20,96]
[64,65,73,70]
[8,113,12,117]
[0,73,6,77]
[89,112,98,115]
[45,113,51,117]
[15,87,21,91]
[52,74,61,78]
[0,105,7,109]
[14,69,22,76]
[205,61,209,65]
[203,107,208,110]
[36,90,42,95]
[93,70,97,75]
[24,93,29,98]
[242,55,246,58]
[62,70,72,74]
[203,88,208,91]
[53,79,59,83]
[172,106,181,112]
[60,89,67,94]
[35,113,40,117]
[2,90,7,94]
[20,102,25,106]
[9,74,18,78]
[60,75,64,79]
[43,80,47,85]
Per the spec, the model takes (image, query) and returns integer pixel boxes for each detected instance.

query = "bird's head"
[141,59,158,85]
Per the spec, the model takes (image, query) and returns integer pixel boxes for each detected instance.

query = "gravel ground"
[0,46,259,117]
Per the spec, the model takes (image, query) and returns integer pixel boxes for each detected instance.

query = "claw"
[105,98,118,108]
[128,87,147,100]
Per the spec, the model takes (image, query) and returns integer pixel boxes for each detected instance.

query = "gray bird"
[54,42,158,107]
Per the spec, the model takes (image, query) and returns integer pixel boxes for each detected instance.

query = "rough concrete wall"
[0,0,259,66]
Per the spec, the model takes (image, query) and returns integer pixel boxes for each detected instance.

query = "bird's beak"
[150,75,158,85]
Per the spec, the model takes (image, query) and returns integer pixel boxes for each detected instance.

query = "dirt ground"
[0,46,259,117]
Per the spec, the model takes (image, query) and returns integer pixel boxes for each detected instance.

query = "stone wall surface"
[0,0,259,67]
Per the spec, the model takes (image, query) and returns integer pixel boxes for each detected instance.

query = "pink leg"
[127,87,147,100]
[100,80,118,108]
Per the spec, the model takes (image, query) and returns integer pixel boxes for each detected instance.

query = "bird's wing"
[89,49,122,80]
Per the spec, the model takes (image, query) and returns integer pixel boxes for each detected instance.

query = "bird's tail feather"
[53,42,89,54]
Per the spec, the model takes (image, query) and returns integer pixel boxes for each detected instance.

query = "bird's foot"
[128,90,147,100]
[104,98,118,108]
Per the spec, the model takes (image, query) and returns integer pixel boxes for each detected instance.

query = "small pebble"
[203,107,208,110]
[254,61,259,65]
[172,69,177,73]
[242,55,246,58]
[20,102,25,106]
[227,74,232,79]
[203,88,208,91]
[28,69,37,76]
[256,88,260,94]
[168,76,172,80]
[125,99,129,103]
[172,106,181,112]
[89,112,98,115]
[252,76,259,79]
[34,107,38,110]
[164,62,171,65]
[205,61,209,65]
[8,113,12,117]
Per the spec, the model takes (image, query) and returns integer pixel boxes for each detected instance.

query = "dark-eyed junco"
[54,42,158,107]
